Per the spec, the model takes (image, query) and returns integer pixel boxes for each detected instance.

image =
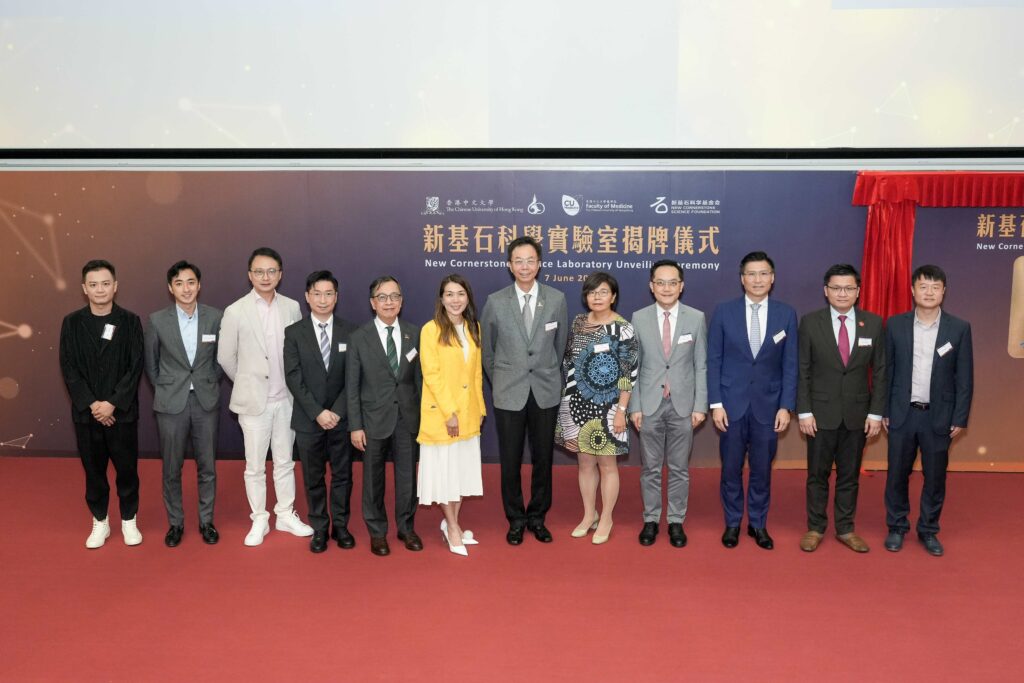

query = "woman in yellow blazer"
[417,274,486,556]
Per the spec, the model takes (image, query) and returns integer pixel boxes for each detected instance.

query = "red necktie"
[662,311,671,397]
[838,314,850,366]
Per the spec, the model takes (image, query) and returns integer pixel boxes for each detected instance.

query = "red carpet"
[1,457,1022,682]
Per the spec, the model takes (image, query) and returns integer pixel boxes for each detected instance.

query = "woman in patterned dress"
[555,272,639,544]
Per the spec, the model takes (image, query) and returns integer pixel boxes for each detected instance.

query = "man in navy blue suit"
[708,251,798,550]
[883,264,973,557]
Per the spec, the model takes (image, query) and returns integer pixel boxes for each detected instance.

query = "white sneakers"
[275,510,313,537]
[244,519,271,546]
[121,516,143,545]
[85,517,111,549]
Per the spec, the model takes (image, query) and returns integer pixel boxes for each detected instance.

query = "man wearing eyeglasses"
[796,264,886,554]
[218,247,313,546]
[346,276,423,556]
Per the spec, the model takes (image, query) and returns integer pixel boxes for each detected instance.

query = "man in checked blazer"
[284,270,357,554]
[480,236,568,545]
[347,275,423,556]
[628,259,708,549]
[796,264,886,554]
[144,260,223,548]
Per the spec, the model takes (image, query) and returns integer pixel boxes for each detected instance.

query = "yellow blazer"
[417,319,486,445]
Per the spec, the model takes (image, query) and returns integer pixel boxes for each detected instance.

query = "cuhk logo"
[422,196,442,215]
[562,195,580,217]
[527,194,546,215]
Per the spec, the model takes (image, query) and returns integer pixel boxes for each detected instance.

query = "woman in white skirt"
[417,274,486,556]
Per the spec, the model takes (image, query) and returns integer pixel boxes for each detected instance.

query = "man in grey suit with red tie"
[883,264,973,557]
[284,270,357,554]
[797,264,886,554]
[144,260,223,547]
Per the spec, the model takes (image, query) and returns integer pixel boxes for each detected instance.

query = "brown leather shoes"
[799,530,824,552]
[836,532,870,553]
[370,536,390,556]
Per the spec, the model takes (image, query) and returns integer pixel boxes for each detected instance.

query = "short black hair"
[650,259,684,282]
[248,247,282,270]
[306,270,338,292]
[912,264,947,287]
[82,259,115,282]
[369,275,400,297]
[507,236,542,262]
[581,271,619,311]
[739,251,774,273]
[823,263,860,287]
[167,260,202,285]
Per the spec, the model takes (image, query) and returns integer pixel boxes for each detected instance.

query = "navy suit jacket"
[884,310,973,433]
[707,296,798,425]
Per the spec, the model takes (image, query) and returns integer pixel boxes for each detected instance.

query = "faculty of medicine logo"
[527,194,546,215]
[422,196,443,215]
[562,194,581,217]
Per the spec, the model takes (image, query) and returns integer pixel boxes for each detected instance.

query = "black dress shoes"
[310,531,328,554]
[332,527,355,550]
[639,522,659,546]
[506,526,525,545]
[164,525,183,548]
[918,532,944,556]
[398,530,423,551]
[747,525,774,550]
[370,536,390,556]
[528,524,553,543]
[668,523,687,548]
[722,526,740,548]
[199,523,219,545]
[884,529,906,552]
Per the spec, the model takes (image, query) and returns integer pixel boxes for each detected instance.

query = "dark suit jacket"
[797,307,886,430]
[346,319,422,439]
[144,303,223,414]
[284,315,357,433]
[707,296,798,424]
[885,310,973,433]
[59,304,144,423]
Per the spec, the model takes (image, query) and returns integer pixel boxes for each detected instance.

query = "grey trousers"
[156,392,218,527]
[638,396,693,524]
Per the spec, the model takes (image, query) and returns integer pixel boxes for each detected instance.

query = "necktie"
[319,322,330,371]
[522,293,533,340]
[749,303,762,357]
[386,325,399,376]
[662,311,672,398]
[838,314,850,366]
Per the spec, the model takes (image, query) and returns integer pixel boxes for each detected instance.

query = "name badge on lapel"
[338,343,347,352]
[772,330,786,344]
[406,348,418,362]
[937,341,953,357]
[101,324,115,340]
[545,321,558,332]
[678,333,693,344]
[857,338,872,347]
[202,334,216,343]
[593,342,610,353]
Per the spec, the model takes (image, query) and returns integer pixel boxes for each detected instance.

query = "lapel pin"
[858,321,864,327]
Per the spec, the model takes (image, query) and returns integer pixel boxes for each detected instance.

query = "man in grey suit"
[628,260,707,548]
[218,247,313,546]
[481,236,568,545]
[347,275,423,556]
[144,261,223,547]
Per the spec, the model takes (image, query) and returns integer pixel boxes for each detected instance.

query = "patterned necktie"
[319,322,330,371]
[838,314,850,366]
[522,293,533,340]
[386,325,399,376]
[749,302,762,357]
[662,310,672,398]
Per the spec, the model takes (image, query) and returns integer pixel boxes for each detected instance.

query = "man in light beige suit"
[218,247,312,546]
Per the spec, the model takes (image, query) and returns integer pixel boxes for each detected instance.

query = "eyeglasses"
[511,258,538,267]
[742,270,773,279]
[309,290,336,299]
[826,285,859,295]
[373,293,403,303]
[250,268,279,278]
[652,279,681,288]
[587,288,613,298]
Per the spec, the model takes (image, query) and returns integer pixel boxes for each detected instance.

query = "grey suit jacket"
[346,319,422,439]
[144,303,223,414]
[217,290,302,416]
[480,282,568,411]
[627,302,708,418]
[284,315,356,433]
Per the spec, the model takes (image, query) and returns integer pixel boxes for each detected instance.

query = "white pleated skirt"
[417,435,483,505]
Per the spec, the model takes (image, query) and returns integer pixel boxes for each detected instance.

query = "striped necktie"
[386,325,399,376]
[749,303,762,357]
[318,322,330,371]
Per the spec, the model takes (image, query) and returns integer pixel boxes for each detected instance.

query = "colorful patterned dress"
[555,313,639,456]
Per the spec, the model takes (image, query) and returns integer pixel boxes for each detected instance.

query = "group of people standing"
[58,236,973,559]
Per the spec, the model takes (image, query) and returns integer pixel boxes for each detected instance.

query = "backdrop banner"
[0,169,1018,470]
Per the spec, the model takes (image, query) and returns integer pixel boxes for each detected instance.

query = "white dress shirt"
[911,310,941,403]
[515,280,539,319]
[373,316,402,357]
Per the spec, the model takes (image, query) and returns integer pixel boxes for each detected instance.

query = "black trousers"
[805,425,866,535]
[885,406,950,535]
[74,420,139,521]
[296,426,353,535]
[361,415,418,538]
[494,391,557,528]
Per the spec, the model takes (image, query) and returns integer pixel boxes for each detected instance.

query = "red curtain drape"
[853,171,1024,321]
